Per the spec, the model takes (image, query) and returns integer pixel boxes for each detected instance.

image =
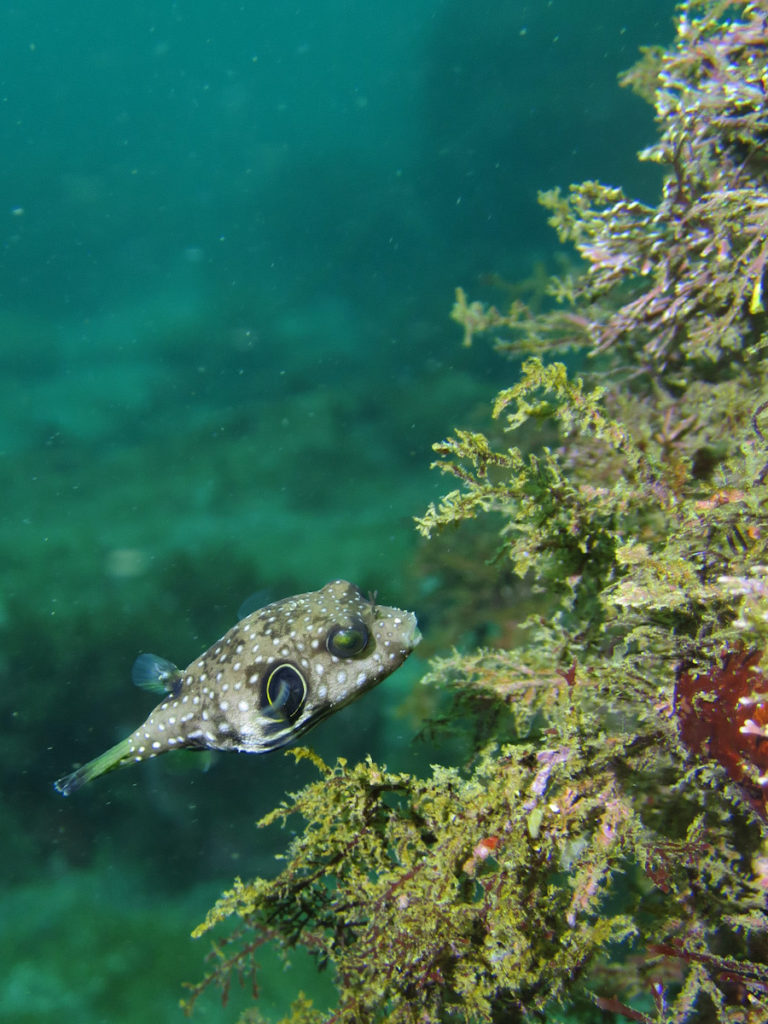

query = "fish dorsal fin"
[131,653,181,696]
[237,588,275,621]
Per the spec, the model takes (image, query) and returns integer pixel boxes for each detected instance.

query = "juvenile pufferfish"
[54,580,420,796]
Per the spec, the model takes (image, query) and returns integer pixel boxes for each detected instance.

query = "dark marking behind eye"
[261,662,307,720]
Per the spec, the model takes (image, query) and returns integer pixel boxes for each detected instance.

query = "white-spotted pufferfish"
[54,580,420,796]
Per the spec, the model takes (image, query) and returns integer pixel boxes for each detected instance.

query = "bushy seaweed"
[184,4,768,1021]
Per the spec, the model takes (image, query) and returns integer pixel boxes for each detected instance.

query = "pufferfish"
[54,580,420,796]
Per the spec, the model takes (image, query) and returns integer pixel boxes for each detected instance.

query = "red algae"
[675,649,768,820]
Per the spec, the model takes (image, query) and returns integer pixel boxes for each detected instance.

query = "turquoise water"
[2,2,672,1021]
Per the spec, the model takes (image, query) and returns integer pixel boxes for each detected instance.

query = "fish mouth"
[397,611,421,653]
[408,615,422,649]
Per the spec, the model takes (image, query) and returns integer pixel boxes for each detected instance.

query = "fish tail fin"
[53,737,134,797]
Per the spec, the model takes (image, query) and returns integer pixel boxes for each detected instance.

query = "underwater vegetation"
[183,3,768,1022]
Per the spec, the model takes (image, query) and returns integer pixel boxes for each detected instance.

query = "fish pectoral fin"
[131,653,181,696]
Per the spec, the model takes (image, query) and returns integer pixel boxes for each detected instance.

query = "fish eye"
[262,663,307,720]
[326,619,370,658]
